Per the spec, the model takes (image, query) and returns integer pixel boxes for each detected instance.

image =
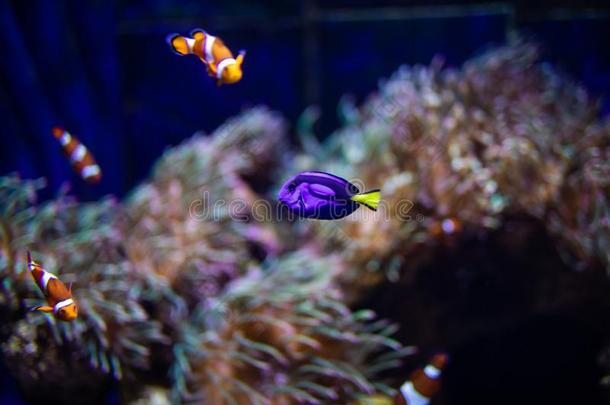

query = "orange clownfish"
[27,251,78,322]
[167,29,245,86]
[359,353,449,405]
[394,352,448,405]
[52,126,102,184]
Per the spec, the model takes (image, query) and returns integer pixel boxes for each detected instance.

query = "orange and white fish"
[394,353,448,405]
[167,29,245,86]
[358,353,448,405]
[27,251,78,322]
[52,126,102,184]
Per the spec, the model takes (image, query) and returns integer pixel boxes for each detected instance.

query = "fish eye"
[288,183,296,192]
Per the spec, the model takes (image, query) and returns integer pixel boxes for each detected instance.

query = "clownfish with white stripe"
[167,29,245,86]
[27,251,78,322]
[359,353,448,405]
[394,353,448,405]
[52,126,102,184]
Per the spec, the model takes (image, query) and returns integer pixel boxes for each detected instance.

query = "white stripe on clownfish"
[71,144,87,163]
[60,131,72,146]
[204,34,216,64]
[81,165,101,179]
[185,37,195,52]
[42,271,58,292]
[400,381,430,405]
[216,57,236,79]
[424,364,442,379]
[53,298,74,314]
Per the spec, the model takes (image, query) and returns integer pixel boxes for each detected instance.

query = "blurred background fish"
[359,353,448,405]
[52,127,102,184]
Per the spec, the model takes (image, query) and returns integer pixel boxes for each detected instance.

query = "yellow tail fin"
[351,189,381,211]
[167,34,191,55]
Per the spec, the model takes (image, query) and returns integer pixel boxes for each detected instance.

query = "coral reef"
[124,108,289,300]
[176,252,405,404]
[1,42,610,404]
[296,42,610,295]
[0,175,169,404]
[0,108,404,405]
[548,137,610,272]
[295,41,610,400]
[123,107,404,404]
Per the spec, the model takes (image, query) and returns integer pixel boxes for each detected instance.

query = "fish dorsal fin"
[190,29,205,40]
[351,189,381,211]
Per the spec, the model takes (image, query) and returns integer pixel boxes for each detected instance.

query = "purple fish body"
[278,171,364,220]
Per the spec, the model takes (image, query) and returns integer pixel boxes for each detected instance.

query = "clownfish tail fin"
[189,28,205,40]
[166,34,191,56]
[351,189,381,211]
[236,50,246,65]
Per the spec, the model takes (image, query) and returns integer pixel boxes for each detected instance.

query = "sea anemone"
[173,252,407,404]
[297,41,610,293]
[0,175,170,404]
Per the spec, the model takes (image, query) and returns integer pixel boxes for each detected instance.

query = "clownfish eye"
[288,183,296,192]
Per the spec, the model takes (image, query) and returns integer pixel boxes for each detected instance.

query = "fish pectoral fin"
[351,189,381,211]
[309,183,335,198]
[31,305,53,313]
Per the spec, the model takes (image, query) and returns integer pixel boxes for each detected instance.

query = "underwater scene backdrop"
[1,1,610,404]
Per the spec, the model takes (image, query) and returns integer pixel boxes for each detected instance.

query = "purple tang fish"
[278,171,381,220]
